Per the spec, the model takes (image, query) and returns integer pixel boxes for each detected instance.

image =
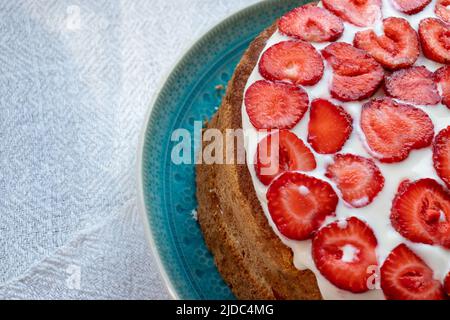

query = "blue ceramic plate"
[138,0,306,300]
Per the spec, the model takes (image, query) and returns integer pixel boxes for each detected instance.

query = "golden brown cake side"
[196,24,322,300]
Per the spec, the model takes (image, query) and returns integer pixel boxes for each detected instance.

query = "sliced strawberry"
[307,99,352,154]
[255,130,316,185]
[391,179,450,249]
[445,272,450,297]
[244,80,309,130]
[322,42,384,102]
[433,126,450,189]
[312,217,378,293]
[326,154,384,208]
[392,0,432,14]
[267,172,338,240]
[278,5,344,43]
[354,17,419,70]
[436,0,450,24]
[381,244,445,300]
[385,66,441,105]
[259,41,324,86]
[361,98,434,163]
[419,18,450,64]
[322,0,381,27]
[435,66,450,109]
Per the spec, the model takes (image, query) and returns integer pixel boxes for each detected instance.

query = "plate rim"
[136,0,285,300]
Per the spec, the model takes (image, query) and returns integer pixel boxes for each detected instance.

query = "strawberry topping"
[244,80,309,130]
[361,98,434,163]
[322,42,384,102]
[267,172,338,240]
[279,5,344,43]
[433,126,450,189]
[384,66,441,105]
[391,179,450,249]
[445,272,450,297]
[419,18,450,64]
[322,0,382,27]
[255,130,316,186]
[435,66,450,109]
[307,99,353,154]
[312,217,378,293]
[259,40,324,86]
[392,0,432,14]
[436,0,450,24]
[381,244,446,300]
[326,154,385,208]
[354,17,419,70]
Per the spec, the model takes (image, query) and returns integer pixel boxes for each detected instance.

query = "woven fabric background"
[0,0,259,299]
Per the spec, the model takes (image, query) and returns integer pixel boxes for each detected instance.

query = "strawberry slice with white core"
[322,0,381,27]
[391,179,450,249]
[381,244,446,300]
[435,66,450,109]
[307,99,353,154]
[392,0,432,14]
[436,0,450,24]
[255,130,316,186]
[244,80,309,130]
[433,126,450,189]
[385,66,441,105]
[326,154,384,208]
[267,172,338,240]
[419,18,450,64]
[259,41,324,86]
[312,217,378,293]
[279,5,344,42]
[354,17,419,70]
[445,272,450,297]
[361,98,434,163]
[322,42,384,102]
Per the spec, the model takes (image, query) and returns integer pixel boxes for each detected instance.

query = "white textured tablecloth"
[0,0,259,299]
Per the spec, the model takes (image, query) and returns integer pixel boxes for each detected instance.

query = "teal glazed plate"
[138,0,307,299]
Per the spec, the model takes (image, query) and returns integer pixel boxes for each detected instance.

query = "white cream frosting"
[241,0,450,300]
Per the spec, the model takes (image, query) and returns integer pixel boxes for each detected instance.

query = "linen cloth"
[0,0,259,299]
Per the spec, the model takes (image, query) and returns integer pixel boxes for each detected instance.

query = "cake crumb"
[215,84,224,91]
[191,208,198,221]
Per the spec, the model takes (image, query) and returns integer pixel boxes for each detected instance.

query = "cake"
[196,0,450,300]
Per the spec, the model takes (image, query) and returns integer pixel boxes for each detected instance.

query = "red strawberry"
[244,80,309,130]
[392,0,432,14]
[322,0,381,27]
[312,217,378,293]
[322,42,384,102]
[259,41,324,86]
[385,66,441,105]
[381,244,445,300]
[419,18,450,64]
[307,99,353,154]
[435,66,450,109]
[361,98,434,163]
[267,172,338,240]
[433,126,450,189]
[255,130,316,185]
[436,0,450,24]
[445,272,450,296]
[278,5,344,42]
[326,154,384,208]
[391,179,450,249]
[354,17,419,70]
